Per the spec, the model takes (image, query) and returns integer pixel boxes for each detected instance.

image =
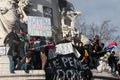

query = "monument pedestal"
[0,56,9,74]
[0,56,45,80]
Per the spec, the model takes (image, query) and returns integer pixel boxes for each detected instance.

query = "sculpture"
[0,0,31,45]
[66,11,81,37]
[18,0,32,23]
[60,7,89,45]
[0,0,17,45]
[97,56,111,72]
[61,10,81,37]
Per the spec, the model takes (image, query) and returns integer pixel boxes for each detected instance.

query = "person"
[45,37,55,58]
[4,27,20,73]
[75,41,85,60]
[41,37,55,70]
[44,37,92,80]
[39,37,47,70]
[14,29,30,73]
[33,37,41,69]
[20,29,29,55]
[108,51,118,73]
[20,51,32,73]
[26,39,35,69]
[91,35,102,68]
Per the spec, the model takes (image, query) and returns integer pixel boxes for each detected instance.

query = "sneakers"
[25,70,29,73]
[10,72,15,74]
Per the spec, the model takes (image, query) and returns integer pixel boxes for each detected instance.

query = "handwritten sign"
[45,54,92,80]
[45,43,92,80]
[28,16,52,36]
[0,46,6,55]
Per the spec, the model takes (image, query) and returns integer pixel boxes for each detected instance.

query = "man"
[4,27,20,73]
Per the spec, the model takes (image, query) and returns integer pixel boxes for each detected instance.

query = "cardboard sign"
[28,16,52,37]
[0,46,6,55]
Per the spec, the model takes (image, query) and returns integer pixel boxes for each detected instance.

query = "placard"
[45,42,92,80]
[28,16,52,37]
[43,6,53,18]
[0,46,6,56]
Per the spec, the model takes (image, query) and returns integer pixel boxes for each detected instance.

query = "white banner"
[0,46,6,55]
[55,42,81,58]
[28,16,52,36]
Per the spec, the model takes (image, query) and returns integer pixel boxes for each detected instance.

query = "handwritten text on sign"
[46,54,83,80]
[28,16,52,36]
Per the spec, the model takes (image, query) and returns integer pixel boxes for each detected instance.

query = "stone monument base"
[0,56,45,80]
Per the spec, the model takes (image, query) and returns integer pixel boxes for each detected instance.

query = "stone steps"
[92,69,120,79]
[0,56,45,80]
[0,70,45,80]
[0,56,9,72]
[0,56,120,80]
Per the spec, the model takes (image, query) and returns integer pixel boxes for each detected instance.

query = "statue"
[60,1,89,45]
[97,56,111,72]
[0,0,17,45]
[66,11,81,37]
[60,0,81,38]
[58,0,74,12]
[61,10,81,37]
[18,0,32,23]
[0,0,31,45]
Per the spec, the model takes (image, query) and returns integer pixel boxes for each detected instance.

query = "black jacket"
[4,32,20,55]
[4,32,20,47]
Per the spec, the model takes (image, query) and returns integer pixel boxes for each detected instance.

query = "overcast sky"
[69,0,120,28]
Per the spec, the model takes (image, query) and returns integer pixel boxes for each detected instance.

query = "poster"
[0,46,6,55]
[28,16,52,36]
[45,42,92,80]
[43,6,53,25]
[43,6,53,18]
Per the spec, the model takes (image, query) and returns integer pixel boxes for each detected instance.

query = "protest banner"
[45,42,92,80]
[28,16,52,37]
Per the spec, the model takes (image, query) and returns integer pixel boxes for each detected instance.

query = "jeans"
[21,63,29,73]
[110,63,116,72]
[8,55,15,73]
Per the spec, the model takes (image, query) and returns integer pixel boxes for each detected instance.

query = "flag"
[108,41,117,47]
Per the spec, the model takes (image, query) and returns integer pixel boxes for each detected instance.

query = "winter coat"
[4,32,20,55]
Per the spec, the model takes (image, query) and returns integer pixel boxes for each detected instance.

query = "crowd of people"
[73,35,120,76]
[3,27,55,73]
[3,27,120,78]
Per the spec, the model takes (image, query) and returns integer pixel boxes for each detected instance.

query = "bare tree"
[75,19,120,47]
[75,19,87,35]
